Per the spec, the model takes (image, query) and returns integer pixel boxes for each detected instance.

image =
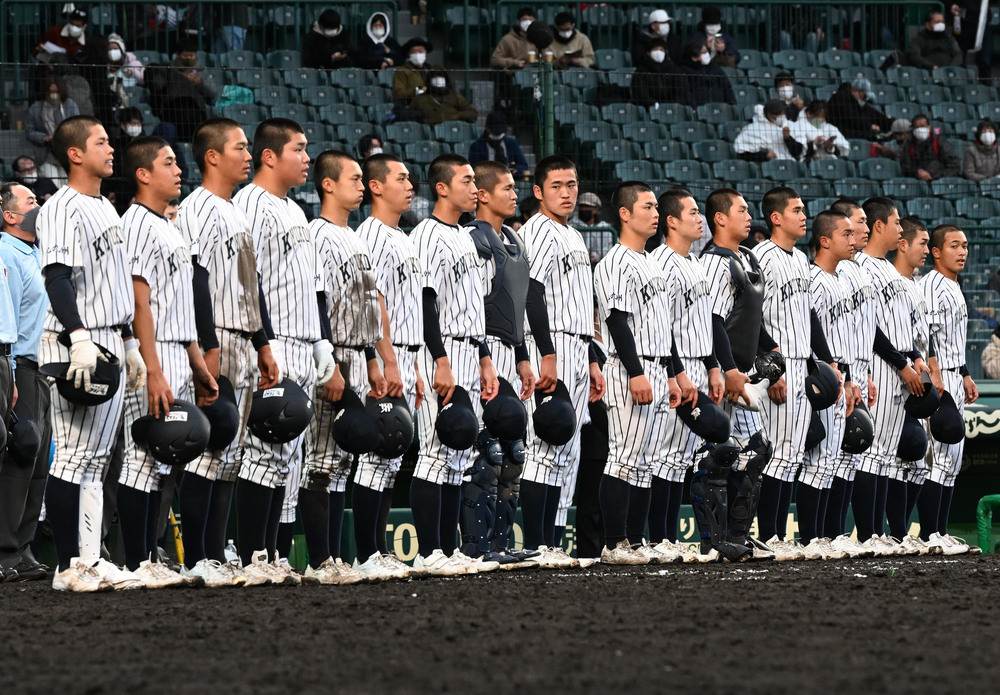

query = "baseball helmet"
[482,377,527,441]
[929,391,965,444]
[365,394,414,459]
[248,377,313,444]
[805,358,840,411]
[841,401,875,454]
[753,351,786,384]
[676,391,731,444]
[897,414,929,461]
[904,372,941,419]
[6,411,41,467]
[40,342,121,406]
[131,400,211,466]
[200,375,240,450]
[805,411,826,451]
[533,379,577,446]
[436,385,479,450]
[332,390,379,455]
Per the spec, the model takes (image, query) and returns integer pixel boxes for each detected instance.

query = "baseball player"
[802,210,857,559]
[519,155,605,564]
[115,136,219,586]
[754,186,839,559]
[594,181,680,565]
[919,224,979,553]
[355,153,427,578]
[233,118,336,584]
[0,182,48,582]
[299,149,387,584]
[176,118,280,587]
[853,197,929,553]
[469,160,540,561]
[37,115,147,591]
[409,154,499,574]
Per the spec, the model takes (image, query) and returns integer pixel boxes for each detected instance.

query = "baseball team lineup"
[0,111,984,593]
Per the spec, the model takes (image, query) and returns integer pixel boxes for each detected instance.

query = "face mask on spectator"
[778,85,795,100]
[699,51,712,65]
[409,52,426,66]
[913,126,931,141]
[125,125,142,137]
[932,22,946,32]
[855,97,866,106]
[369,146,383,155]
[519,19,532,32]
[19,172,37,184]
[558,29,574,39]
[47,92,61,104]
[981,131,996,146]
[773,115,787,128]
[705,24,722,35]
[66,24,84,38]
[180,57,196,67]
[809,117,825,128]
[324,27,342,37]
[656,23,670,37]
[650,49,666,63]
[372,28,386,39]
[430,77,447,89]
[108,48,122,62]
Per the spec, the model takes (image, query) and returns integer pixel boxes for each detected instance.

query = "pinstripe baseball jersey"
[234,184,321,342]
[358,216,423,346]
[921,269,967,369]
[650,245,712,358]
[810,265,852,364]
[411,216,486,340]
[857,252,914,352]
[594,244,672,357]
[123,203,196,344]
[836,258,878,370]
[903,274,930,357]
[176,186,262,333]
[520,212,594,336]
[38,185,133,332]
[311,217,382,347]
[754,240,811,359]
[701,247,756,319]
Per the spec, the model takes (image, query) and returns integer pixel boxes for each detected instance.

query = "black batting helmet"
[201,375,240,450]
[482,377,527,441]
[929,391,964,444]
[753,351,786,384]
[676,391,731,443]
[40,343,121,406]
[805,411,826,451]
[248,377,313,444]
[904,371,940,418]
[436,385,479,450]
[533,379,576,446]
[805,358,839,411]
[841,401,875,454]
[897,414,929,461]
[366,394,414,458]
[332,389,379,455]
[131,400,211,466]
[6,411,41,467]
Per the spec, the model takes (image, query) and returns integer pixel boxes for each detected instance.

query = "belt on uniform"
[558,332,592,343]
[943,366,963,373]
[223,327,255,340]
[334,344,366,351]
[449,336,483,348]
[14,355,37,369]
[641,355,671,368]
[837,363,849,372]
[393,343,421,353]
[0,343,11,356]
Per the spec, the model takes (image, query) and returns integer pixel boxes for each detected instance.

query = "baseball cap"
[764,99,787,116]
[852,78,875,102]
[578,192,602,208]
[889,118,912,135]
[648,9,671,24]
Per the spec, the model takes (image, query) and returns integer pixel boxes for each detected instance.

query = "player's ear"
[435,180,449,199]
[532,184,542,201]
[135,167,152,186]
[66,145,85,166]
[368,178,382,196]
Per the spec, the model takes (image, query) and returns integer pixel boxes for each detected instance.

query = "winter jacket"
[827,82,893,140]
[678,62,735,107]
[789,118,851,160]
[900,134,960,180]
[26,98,80,145]
[631,54,688,107]
[734,113,803,161]
[549,29,595,69]
[409,90,477,126]
[963,142,1000,181]
[356,13,404,70]
[905,28,963,70]
[469,134,530,177]
[393,62,443,103]
[491,28,533,69]
[301,28,354,69]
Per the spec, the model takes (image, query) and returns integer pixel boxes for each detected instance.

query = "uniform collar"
[1,232,36,254]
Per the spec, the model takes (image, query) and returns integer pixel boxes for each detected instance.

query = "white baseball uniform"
[895,273,933,484]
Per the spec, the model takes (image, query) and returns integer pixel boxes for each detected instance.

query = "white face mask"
[324,27,342,37]
[981,131,997,147]
[808,117,825,128]
[20,172,37,184]
[558,29,574,39]
[777,85,795,100]
[913,126,931,141]
[649,49,666,64]
[856,97,866,106]
[773,115,787,128]
[656,23,670,37]
[369,146,383,156]
[125,125,142,137]
[409,52,426,66]
[372,28,386,39]
[66,24,84,38]
[430,77,447,89]
[699,52,712,65]
[932,22,946,33]
[705,24,722,35]
[519,19,532,32]
[108,48,122,62]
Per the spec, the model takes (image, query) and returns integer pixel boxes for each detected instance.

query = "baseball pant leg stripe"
[354,348,417,492]
[858,356,907,478]
[928,370,965,487]
[762,357,810,482]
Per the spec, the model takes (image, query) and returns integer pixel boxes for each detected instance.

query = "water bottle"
[224,539,239,566]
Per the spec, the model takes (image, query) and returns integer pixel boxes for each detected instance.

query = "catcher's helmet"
[332,389,379,455]
[904,371,940,418]
[365,394,414,458]
[248,377,313,444]
[897,414,929,461]
[200,375,240,450]
[131,400,211,466]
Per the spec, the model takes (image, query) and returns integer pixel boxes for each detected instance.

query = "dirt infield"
[2,554,998,694]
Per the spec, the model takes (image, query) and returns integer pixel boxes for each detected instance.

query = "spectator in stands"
[790,100,850,161]
[772,73,805,122]
[963,120,1000,181]
[358,134,384,161]
[900,113,960,182]
[213,7,249,53]
[570,192,615,261]
[26,76,79,181]
[356,11,403,70]
[469,111,530,178]
[550,12,595,69]
[678,39,735,107]
[33,5,88,60]
[302,9,354,70]
[409,70,477,126]
[76,35,128,131]
[690,7,740,68]
[106,33,145,89]
[9,156,57,202]
[145,38,218,142]
[165,198,180,223]
[734,99,804,162]
[492,7,536,70]
[631,38,688,107]
[634,9,681,65]
[102,107,145,213]
[905,9,963,71]
[393,38,439,121]
[871,118,912,160]
[513,195,539,231]
[827,79,893,139]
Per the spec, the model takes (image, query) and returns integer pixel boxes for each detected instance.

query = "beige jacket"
[491,29,532,68]
[549,31,595,69]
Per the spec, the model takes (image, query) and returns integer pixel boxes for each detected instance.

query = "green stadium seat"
[670,122,714,143]
[349,85,392,106]
[234,68,275,90]
[404,141,444,165]
[732,84,767,105]
[644,141,691,161]
[909,84,948,106]
[957,197,1000,220]
[864,50,892,69]
[787,178,832,199]
[270,103,313,123]
[796,66,834,88]
[932,102,974,123]
[434,121,478,144]
[616,160,662,181]
[746,67,779,86]
[337,122,380,144]
[955,84,999,106]
[133,50,165,68]
[740,178,776,201]
[696,103,738,125]
[302,122,334,143]
[871,84,905,104]
[266,50,302,70]
[772,50,815,69]
[558,69,600,91]
[330,68,375,89]
[605,69,635,89]
[594,49,631,71]
[979,102,1000,121]
[834,178,881,199]
[376,68,397,88]
[713,159,757,182]
[886,65,930,85]
[692,140,735,163]
[980,178,1000,198]
[555,103,600,126]
[595,140,641,165]
[761,159,805,181]
[810,159,855,180]
[932,177,978,197]
[221,50,264,69]
[809,197,841,213]
[369,102,396,126]
[622,121,668,143]
[601,103,644,126]
[738,50,771,70]
[573,121,620,145]
[933,66,978,83]
[881,178,931,199]
[663,160,712,181]
[309,140,340,157]
[268,6,302,50]
[818,49,860,69]
[299,84,344,108]
[221,103,263,127]
[858,159,902,180]
[736,104,757,121]
[386,122,433,144]
[445,7,491,66]
[255,85,293,108]
[954,119,982,141]
[581,5,628,46]
[847,139,873,161]
[906,197,955,220]
[718,121,747,143]
[681,180,722,201]
[838,66,878,83]
[649,103,693,124]
[812,85,835,101]
[319,104,365,125]
[283,69,327,89]
[884,102,922,121]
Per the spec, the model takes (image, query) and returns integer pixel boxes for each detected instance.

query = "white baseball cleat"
[600,539,647,565]
[134,556,187,589]
[52,558,113,592]
[452,550,499,573]
[91,558,144,590]
[651,539,685,563]
[534,545,579,569]
[830,534,873,558]
[182,558,244,587]
[413,549,465,576]
[354,551,409,580]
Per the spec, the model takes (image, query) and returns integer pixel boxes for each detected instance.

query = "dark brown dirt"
[2,555,998,694]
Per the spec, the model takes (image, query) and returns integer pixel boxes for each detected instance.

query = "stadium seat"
[680,181,721,201]
[616,160,662,181]
[838,66,878,83]
[932,102,973,123]
[234,69,274,90]
[881,178,931,199]
[594,49,631,71]
[434,121,478,145]
[266,50,302,70]
[761,159,806,181]
[864,50,892,69]
[649,103,693,124]
[133,50,165,68]
[858,159,902,180]
[796,66,834,89]
[979,102,1000,121]
[871,84,905,104]
[788,178,832,199]
[269,103,312,123]
[319,104,364,126]
[809,197,840,213]
[622,122,668,143]
[933,66,977,83]
[980,177,1000,199]
[692,140,735,163]
[581,4,628,46]
[559,69,600,92]
[386,122,433,144]
[732,84,767,105]
[884,102,922,121]
[932,177,978,197]
[301,122,333,143]
[957,197,1000,220]
[601,103,644,126]
[595,140,641,167]
[555,103,600,127]
[818,49,860,69]
[220,50,264,69]
[283,69,326,89]
[718,121,747,143]
[670,122,714,143]
[330,68,375,89]
[906,198,955,220]
[955,84,999,106]
[254,85,293,108]
[573,121,620,146]
[909,84,948,106]
[834,178,881,199]
[299,84,344,108]
[404,141,444,165]
[886,65,929,85]
[746,67,779,87]
[644,141,691,161]
[738,50,771,69]
[605,69,635,89]
[740,178,776,201]
[221,103,263,127]
[772,50,815,69]
[349,85,392,106]
[696,103,738,125]
[663,160,712,181]
[954,119,982,141]
[847,139,873,161]
[810,159,855,180]
[713,159,758,182]
[337,122,379,144]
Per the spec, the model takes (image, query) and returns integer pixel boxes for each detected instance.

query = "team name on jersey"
[681,279,710,309]
[827,296,852,323]
[396,256,420,284]
[339,252,373,283]
[640,276,670,304]
[451,250,479,282]
[281,225,312,253]
[881,277,910,304]
[561,250,590,274]
[848,284,878,312]
[779,276,810,301]
[92,225,126,261]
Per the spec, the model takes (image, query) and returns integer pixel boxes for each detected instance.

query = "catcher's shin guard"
[492,439,525,551]
[691,439,749,561]
[460,436,502,556]
[727,431,773,547]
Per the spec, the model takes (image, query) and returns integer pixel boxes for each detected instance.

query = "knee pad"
[304,469,334,492]
[699,437,741,477]
[743,430,773,478]
[497,439,524,503]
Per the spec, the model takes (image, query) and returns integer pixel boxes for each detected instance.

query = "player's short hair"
[705,188,742,234]
[656,188,694,238]
[930,224,964,251]
[761,186,801,230]
[899,215,928,243]
[0,181,25,229]
[534,155,576,187]
[862,196,898,227]
[51,115,103,173]
[612,181,653,216]
[313,149,357,198]
[473,161,511,196]
[829,197,860,216]
[124,135,171,185]
[252,118,304,170]
[810,209,849,251]
[192,118,242,173]
[428,153,471,201]
[362,152,403,203]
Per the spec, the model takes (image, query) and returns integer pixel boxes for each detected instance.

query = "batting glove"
[124,338,147,392]
[314,339,336,384]
[68,330,102,390]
